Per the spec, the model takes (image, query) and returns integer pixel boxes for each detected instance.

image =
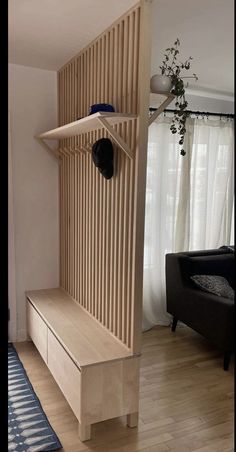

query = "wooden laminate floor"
[14,326,234,452]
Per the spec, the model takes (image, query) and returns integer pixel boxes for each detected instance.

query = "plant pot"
[150,74,172,93]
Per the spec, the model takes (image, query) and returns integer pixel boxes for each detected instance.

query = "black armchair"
[165,248,235,370]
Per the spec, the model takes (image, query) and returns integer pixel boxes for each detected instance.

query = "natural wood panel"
[80,357,139,425]
[57,3,146,353]
[26,288,141,441]
[38,112,137,140]
[15,326,234,452]
[26,288,135,368]
[27,302,48,364]
[131,0,151,353]
[47,329,81,421]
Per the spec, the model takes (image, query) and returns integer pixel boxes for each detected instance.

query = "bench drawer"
[47,330,81,421]
[27,302,48,364]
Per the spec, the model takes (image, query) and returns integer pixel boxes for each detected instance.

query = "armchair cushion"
[191,274,234,300]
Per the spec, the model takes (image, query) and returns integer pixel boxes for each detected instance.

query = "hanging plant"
[159,38,198,155]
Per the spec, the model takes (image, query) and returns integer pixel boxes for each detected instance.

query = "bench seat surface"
[26,288,133,368]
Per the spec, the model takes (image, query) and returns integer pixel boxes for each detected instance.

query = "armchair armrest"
[182,286,234,309]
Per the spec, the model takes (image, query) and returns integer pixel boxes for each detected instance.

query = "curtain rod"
[149,108,234,118]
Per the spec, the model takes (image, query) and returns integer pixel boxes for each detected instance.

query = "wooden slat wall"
[58,2,150,352]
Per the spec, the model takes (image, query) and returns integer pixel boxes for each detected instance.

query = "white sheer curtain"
[143,115,234,330]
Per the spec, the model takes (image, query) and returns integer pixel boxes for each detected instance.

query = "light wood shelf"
[37,112,137,140]
[35,94,174,159]
[35,112,137,160]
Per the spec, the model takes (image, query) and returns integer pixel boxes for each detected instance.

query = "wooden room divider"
[27,0,172,441]
[56,1,151,354]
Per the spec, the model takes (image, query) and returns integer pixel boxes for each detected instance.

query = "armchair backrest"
[166,248,235,291]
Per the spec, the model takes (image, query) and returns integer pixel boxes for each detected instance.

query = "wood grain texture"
[26,289,135,368]
[26,290,140,441]
[131,0,151,354]
[47,329,81,421]
[37,113,137,140]
[56,2,149,354]
[15,325,234,451]
[80,357,140,425]
[27,302,48,364]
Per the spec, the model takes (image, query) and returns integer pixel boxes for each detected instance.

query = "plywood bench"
[26,288,140,441]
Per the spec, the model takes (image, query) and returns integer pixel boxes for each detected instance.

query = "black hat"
[92,138,114,180]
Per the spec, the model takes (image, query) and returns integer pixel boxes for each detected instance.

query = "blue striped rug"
[8,343,62,452]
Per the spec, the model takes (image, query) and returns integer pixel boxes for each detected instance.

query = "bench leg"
[127,412,139,428]
[171,316,178,332]
[223,351,231,371]
[78,422,91,441]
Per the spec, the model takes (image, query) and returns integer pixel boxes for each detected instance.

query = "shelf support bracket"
[60,147,72,157]
[35,137,60,160]
[97,117,134,159]
[148,93,175,126]
[80,145,92,154]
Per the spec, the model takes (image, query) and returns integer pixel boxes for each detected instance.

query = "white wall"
[9,63,59,341]
[184,93,234,114]
[164,92,234,115]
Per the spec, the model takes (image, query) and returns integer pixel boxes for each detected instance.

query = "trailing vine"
[159,39,198,156]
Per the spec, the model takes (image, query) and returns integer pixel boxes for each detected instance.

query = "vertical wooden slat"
[131,2,151,353]
[88,154,93,315]
[117,17,127,342]
[127,8,139,346]
[117,151,124,340]
[100,174,105,325]
[86,150,90,312]
[121,16,129,343]
[80,149,83,304]
[65,154,68,291]
[91,135,95,315]
[94,131,99,319]
[109,160,115,333]
[81,53,85,118]
[105,178,111,328]
[74,153,77,300]
[112,149,119,337]
[59,147,61,286]
[113,25,118,110]
[72,152,75,298]
[60,155,65,288]
[65,66,69,293]
[79,153,83,303]
[58,71,62,288]
[61,68,65,287]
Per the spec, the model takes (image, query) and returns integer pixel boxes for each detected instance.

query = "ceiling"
[9,0,234,96]
[8,0,137,71]
[150,0,234,97]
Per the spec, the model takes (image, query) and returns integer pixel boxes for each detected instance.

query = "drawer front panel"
[47,330,81,421]
[27,301,48,363]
